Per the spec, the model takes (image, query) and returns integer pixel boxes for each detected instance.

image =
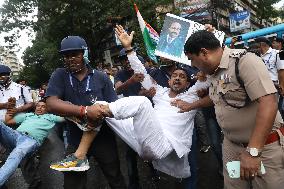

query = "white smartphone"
[226,161,266,178]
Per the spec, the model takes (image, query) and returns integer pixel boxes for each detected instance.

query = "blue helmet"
[60,36,90,64]
[0,65,11,74]
[60,36,88,53]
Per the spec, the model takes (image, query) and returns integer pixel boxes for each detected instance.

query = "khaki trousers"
[223,131,284,189]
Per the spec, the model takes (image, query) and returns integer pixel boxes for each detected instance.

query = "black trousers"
[20,153,41,188]
[63,126,126,189]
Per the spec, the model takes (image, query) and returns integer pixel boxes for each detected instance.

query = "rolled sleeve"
[239,53,277,101]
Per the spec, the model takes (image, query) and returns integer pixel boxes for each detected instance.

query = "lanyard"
[68,70,94,93]
[264,53,273,66]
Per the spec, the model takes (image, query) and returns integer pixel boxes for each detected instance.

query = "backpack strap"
[21,87,27,104]
[221,51,251,109]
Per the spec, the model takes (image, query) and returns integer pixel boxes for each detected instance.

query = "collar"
[67,65,94,78]
[1,81,16,91]
[262,47,273,56]
[218,47,230,70]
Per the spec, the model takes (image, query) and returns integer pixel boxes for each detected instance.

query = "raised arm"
[115,25,156,90]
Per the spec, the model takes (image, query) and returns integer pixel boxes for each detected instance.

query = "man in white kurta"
[101,52,209,178]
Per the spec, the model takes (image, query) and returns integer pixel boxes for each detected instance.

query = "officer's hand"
[171,99,192,113]
[129,73,145,83]
[115,25,134,50]
[139,87,156,97]
[239,151,261,180]
[86,104,105,121]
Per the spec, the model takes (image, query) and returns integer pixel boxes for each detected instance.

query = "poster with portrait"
[155,13,225,65]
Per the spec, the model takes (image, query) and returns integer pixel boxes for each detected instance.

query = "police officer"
[183,30,284,189]
[45,36,126,189]
[272,37,284,51]
[0,65,34,121]
[254,37,284,91]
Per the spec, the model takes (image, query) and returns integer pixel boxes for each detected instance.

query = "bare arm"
[0,103,8,110]
[16,102,34,113]
[115,73,144,95]
[46,96,105,122]
[248,94,277,149]
[240,94,277,180]
[4,109,17,126]
[46,96,82,117]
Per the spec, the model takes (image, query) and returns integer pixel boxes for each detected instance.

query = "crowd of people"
[0,23,283,189]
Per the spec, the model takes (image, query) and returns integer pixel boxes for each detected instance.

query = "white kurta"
[102,53,210,178]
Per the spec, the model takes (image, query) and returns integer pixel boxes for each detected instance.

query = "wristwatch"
[246,147,262,157]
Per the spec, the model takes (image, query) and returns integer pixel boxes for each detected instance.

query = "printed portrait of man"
[157,17,189,57]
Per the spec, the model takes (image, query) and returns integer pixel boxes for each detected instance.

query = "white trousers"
[104,96,173,160]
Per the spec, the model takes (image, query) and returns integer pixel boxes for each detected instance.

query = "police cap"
[0,65,11,75]
[255,37,271,45]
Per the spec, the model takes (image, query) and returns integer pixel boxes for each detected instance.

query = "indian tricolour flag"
[134,4,159,63]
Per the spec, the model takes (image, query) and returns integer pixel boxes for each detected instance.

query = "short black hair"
[173,67,192,82]
[38,98,46,103]
[184,30,221,55]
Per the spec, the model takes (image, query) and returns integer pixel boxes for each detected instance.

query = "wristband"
[125,48,134,53]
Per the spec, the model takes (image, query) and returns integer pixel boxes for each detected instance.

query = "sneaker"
[200,145,211,153]
[50,154,90,172]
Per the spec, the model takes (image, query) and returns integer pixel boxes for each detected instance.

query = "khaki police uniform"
[209,47,284,189]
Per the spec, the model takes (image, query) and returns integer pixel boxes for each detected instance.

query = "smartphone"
[226,161,265,178]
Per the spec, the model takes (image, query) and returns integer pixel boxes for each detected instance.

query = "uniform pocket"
[218,83,249,109]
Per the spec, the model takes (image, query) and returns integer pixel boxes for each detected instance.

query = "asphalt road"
[4,128,223,189]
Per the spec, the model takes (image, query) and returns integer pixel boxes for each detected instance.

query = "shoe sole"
[50,165,90,172]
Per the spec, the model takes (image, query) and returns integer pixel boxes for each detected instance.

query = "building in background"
[0,46,23,77]
[174,0,273,36]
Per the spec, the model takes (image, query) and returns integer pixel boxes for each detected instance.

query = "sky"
[0,0,283,64]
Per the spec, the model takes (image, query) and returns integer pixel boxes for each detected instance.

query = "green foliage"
[1,0,173,88]
[255,0,281,25]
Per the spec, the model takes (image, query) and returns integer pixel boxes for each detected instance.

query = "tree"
[255,0,281,26]
[0,0,173,88]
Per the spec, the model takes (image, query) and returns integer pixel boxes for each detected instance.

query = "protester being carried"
[0,99,64,187]
[50,25,210,178]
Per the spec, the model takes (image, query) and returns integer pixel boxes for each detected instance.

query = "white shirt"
[0,82,33,121]
[127,53,210,177]
[153,81,208,157]
[261,47,284,81]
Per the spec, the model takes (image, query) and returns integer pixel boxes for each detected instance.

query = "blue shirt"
[114,70,142,96]
[45,68,117,147]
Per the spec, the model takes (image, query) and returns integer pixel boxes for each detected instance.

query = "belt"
[237,126,284,147]
[265,126,284,145]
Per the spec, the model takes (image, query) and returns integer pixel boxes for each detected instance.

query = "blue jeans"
[183,127,197,189]
[0,122,39,186]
